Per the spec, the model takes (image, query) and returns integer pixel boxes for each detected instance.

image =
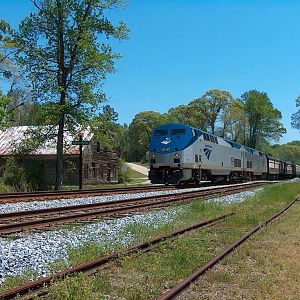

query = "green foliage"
[14,0,128,127]
[168,104,203,128]
[291,96,300,131]
[0,91,11,129]
[3,157,29,191]
[241,90,286,148]
[260,141,300,164]
[126,111,173,161]
[118,159,129,183]
[3,156,50,191]
[190,89,233,134]
[14,0,129,189]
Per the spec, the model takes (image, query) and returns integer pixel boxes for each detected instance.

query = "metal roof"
[0,126,93,156]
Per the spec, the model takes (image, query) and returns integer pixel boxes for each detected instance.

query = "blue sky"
[0,0,299,143]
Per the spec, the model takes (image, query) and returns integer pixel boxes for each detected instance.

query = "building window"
[91,162,96,178]
[113,166,117,179]
[84,164,89,179]
[99,167,104,180]
[96,141,100,152]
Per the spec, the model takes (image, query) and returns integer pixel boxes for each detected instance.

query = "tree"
[14,0,129,189]
[0,19,14,79]
[127,111,172,161]
[221,99,248,142]
[241,90,286,148]
[0,90,11,129]
[168,104,207,130]
[291,96,300,131]
[189,89,233,134]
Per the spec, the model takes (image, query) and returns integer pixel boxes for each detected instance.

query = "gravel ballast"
[0,181,269,215]
[0,187,264,284]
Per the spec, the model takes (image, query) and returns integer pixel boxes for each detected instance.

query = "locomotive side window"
[195,155,199,162]
[154,129,168,136]
[234,159,241,167]
[203,133,210,141]
[247,161,253,168]
[171,129,186,136]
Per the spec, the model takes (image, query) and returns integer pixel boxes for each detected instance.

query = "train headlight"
[175,153,179,157]
[152,154,155,158]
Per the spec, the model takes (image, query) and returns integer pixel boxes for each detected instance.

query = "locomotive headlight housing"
[175,153,179,157]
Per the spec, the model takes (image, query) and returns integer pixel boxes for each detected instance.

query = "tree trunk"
[54,0,66,190]
[55,113,65,190]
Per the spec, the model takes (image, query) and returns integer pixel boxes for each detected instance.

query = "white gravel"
[209,188,263,204]
[0,208,181,283]
[0,185,264,284]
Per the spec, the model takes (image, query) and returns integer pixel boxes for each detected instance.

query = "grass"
[185,195,300,299]
[0,270,39,292]
[46,182,300,299]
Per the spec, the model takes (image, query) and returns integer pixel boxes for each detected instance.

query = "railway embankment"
[1,181,299,299]
[44,183,300,298]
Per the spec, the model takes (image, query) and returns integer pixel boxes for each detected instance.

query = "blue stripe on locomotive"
[148,123,201,153]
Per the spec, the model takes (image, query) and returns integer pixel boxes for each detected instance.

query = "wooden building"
[0,126,119,186]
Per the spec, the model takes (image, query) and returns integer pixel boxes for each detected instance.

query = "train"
[148,123,300,185]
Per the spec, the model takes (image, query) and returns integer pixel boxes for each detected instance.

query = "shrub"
[118,159,129,183]
[3,157,50,191]
[3,157,30,191]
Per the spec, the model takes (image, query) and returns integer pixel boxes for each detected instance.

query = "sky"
[0,0,299,144]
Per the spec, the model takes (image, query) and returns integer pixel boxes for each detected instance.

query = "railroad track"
[156,197,300,300]
[0,185,176,204]
[0,213,233,300]
[1,193,296,300]
[0,182,267,236]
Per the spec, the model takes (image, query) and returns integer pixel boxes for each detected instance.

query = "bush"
[118,159,129,183]
[3,157,50,191]
[3,157,30,191]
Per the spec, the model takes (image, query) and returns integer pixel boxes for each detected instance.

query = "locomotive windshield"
[171,129,186,136]
[153,129,168,136]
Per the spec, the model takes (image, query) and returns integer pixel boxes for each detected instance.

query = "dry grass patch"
[179,201,300,300]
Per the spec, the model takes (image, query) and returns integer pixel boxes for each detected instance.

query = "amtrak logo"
[203,148,212,160]
[161,137,171,145]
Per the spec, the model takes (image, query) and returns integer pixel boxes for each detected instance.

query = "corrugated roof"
[0,126,93,156]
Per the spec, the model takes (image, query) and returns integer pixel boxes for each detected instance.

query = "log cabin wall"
[82,139,119,184]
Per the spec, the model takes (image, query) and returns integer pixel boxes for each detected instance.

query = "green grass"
[47,182,300,299]
[0,270,39,292]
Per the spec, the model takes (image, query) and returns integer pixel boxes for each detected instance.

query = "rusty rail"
[156,197,299,300]
[0,185,175,204]
[0,182,266,236]
[0,213,233,300]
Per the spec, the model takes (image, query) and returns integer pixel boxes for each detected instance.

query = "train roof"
[154,123,265,156]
